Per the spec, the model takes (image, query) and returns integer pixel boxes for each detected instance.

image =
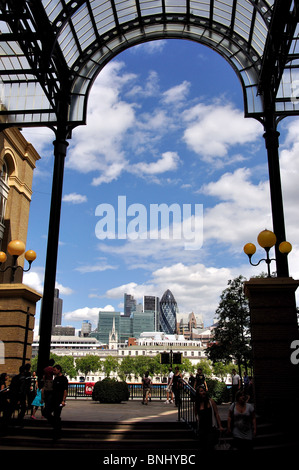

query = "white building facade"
[32,331,209,383]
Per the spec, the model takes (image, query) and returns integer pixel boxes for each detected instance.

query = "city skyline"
[20,39,299,334]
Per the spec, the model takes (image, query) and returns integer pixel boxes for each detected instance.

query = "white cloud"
[105,282,154,301]
[63,305,115,327]
[75,263,117,274]
[67,61,136,184]
[62,193,87,204]
[103,262,252,325]
[55,283,74,296]
[131,41,166,55]
[182,102,261,164]
[126,70,160,98]
[162,80,191,105]
[23,269,74,296]
[23,270,44,294]
[199,167,272,249]
[129,151,180,176]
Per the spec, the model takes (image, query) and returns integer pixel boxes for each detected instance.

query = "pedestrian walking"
[165,367,174,404]
[195,386,224,452]
[227,389,256,451]
[231,369,241,402]
[194,367,208,391]
[31,380,44,419]
[42,358,55,419]
[8,365,27,425]
[171,367,182,407]
[142,371,152,405]
[43,364,68,440]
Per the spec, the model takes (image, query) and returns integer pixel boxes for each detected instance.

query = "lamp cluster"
[0,239,36,281]
[243,229,292,277]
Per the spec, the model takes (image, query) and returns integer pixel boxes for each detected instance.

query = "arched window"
[1,159,8,183]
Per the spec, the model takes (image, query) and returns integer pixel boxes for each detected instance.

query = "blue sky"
[21,39,299,333]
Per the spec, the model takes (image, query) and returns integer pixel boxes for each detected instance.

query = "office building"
[159,289,178,335]
[52,325,75,336]
[81,320,92,337]
[143,295,160,331]
[132,309,155,338]
[52,288,63,330]
[124,293,136,317]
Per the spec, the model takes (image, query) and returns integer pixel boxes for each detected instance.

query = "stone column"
[0,283,42,375]
[244,277,299,423]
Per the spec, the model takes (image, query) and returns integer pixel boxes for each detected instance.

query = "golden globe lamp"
[244,230,292,277]
[0,239,36,281]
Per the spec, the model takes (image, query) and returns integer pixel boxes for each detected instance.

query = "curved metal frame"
[0,1,297,131]
[0,0,297,375]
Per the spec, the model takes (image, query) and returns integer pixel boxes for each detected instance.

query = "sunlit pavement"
[27,399,230,423]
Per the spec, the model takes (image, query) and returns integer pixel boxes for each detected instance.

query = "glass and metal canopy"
[0,0,298,376]
[0,0,298,131]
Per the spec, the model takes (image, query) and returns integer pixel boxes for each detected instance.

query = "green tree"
[206,275,252,375]
[213,362,232,382]
[118,356,135,381]
[194,359,213,377]
[57,355,77,378]
[102,356,119,377]
[75,355,102,378]
[32,353,77,378]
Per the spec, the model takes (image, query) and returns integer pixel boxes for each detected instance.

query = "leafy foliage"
[206,378,230,404]
[75,355,102,377]
[92,378,129,403]
[206,275,252,370]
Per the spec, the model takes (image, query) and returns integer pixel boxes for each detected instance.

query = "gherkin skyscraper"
[159,289,178,334]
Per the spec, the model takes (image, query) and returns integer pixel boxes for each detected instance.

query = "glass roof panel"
[114,0,138,21]
[0,0,297,127]
[139,0,164,16]
[165,0,187,14]
[42,0,63,23]
[58,24,80,66]
[189,0,210,18]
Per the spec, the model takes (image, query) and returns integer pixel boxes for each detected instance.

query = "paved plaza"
[37,398,230,423]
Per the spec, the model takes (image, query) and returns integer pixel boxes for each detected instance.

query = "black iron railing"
[67,382,169,400]
[177,379,197,434]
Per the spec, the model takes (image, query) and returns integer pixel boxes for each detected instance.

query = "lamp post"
[243,229,292,277]
[0,239,36,282]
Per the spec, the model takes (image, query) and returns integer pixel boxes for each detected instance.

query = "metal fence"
[67,382,169,400]
[177,380,197,432]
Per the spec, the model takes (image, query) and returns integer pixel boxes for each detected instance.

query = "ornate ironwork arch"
[0,1,298,131]
[0,0,298,375]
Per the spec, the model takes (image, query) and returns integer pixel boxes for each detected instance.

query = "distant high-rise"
[52,288,63,329]
[81,320,92,337]
[159,289,178,334]
[124,293,136,317]
[39,288,63,335]
[143,296,160,331]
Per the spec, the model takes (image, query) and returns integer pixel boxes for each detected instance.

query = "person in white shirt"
[165,367,174,404]
[231,369,241,402]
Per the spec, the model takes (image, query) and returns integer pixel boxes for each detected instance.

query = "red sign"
[85,382,95,395]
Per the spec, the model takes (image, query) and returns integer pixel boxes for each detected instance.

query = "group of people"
[146,365,256,452]
[192,367,256,452]
[141,366,184,407]
[0,359,68,439]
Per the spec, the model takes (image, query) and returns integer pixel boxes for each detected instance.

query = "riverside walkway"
[55,398,230,423]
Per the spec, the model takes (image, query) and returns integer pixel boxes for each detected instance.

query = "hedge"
[92,378,130,403]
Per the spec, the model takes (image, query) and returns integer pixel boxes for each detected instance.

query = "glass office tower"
[159,289,178,334]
